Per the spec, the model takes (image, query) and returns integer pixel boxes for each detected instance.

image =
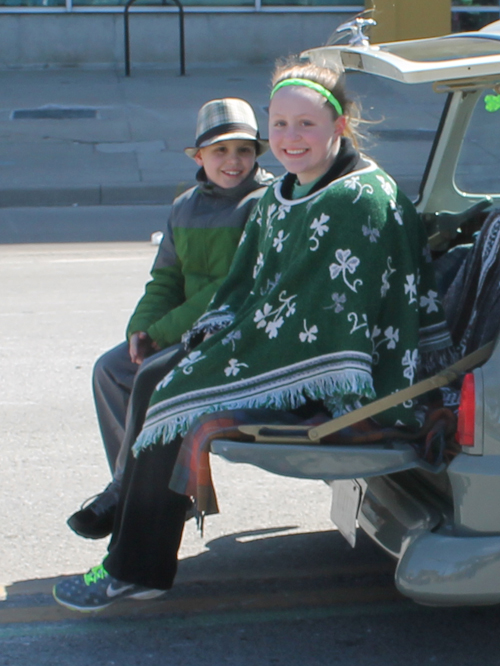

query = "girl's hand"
[129,332,160,365]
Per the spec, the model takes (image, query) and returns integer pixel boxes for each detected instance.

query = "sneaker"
[67,480,121,540]
[53,563,165,612]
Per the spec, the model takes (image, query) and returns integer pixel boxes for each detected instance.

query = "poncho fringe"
[182,310,235,350]
[419,346,459,379]
[132,369,374,454]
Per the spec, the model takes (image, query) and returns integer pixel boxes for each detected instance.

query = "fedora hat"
[185,97,268,158]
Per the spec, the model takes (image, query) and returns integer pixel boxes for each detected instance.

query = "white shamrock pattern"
[377,174,394,197]
[370,325,400,364]
[344,175,374,204]
[402,348,419,384]
[177,351,206,375]
[420,290,439,313]
[329,249,362,293]
[390,199,404,226]
[224,358,249,377]
[259,272,282,296]
[253,290,297,340]
[222,329,242,352]
[299,320,318,343]
[404,274,417,304]
[325,292,347,313]
[309,213,330,251]
[265,203,277,238]
[273,229,290,253]
[384,326,400,349]
[155,369,175,391]
[362,216,380,243]
[277,204,291,220]
[253,252,264,279]
[381,257,396,297]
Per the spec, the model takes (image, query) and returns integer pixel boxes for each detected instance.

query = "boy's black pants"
[103,435,191,590]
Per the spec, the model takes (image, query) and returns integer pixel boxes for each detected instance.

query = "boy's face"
[194,139,257,189]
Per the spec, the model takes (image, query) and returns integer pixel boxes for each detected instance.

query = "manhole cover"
[12,108,97,120]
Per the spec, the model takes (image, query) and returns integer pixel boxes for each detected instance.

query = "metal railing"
[124,0,185,76]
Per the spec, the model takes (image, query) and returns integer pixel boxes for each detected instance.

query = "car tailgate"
[210,439,439,480]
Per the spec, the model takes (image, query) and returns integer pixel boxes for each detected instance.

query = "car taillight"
[456,373,475,446]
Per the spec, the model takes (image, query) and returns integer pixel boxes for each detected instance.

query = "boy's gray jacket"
[126,165,274,348]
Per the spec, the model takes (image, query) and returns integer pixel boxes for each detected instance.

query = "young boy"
[67,98,273,540]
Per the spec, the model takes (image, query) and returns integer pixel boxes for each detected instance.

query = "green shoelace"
[83,563,108,586]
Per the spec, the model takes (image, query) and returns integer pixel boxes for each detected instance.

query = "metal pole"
[171,0,185,76]
[124,0,135,77]
[124,0,185,77]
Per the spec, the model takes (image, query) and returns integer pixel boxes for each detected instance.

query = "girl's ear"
[334,115,347,138]
[194,150,204,167]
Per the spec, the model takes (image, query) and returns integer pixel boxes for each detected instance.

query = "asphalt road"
[2,217,500,665]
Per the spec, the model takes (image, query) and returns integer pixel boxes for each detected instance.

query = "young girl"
[54,60,453,612]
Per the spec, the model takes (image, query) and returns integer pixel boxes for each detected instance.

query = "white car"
[211,19,500,607]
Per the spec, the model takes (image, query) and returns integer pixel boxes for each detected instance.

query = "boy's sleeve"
[144,277,226,348]
[126,266,186,344]
[126,209,185,343]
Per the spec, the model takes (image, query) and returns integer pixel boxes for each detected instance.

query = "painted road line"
[0,599,418,641]
[0,582,403,625]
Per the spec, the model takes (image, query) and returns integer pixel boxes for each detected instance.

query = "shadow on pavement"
[1,528,397,623]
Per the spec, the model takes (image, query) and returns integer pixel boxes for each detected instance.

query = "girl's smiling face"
[269,85,346,185]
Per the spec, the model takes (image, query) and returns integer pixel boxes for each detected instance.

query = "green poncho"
[133,159,453,454]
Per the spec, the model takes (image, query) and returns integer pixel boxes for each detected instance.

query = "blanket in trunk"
[443,210,500,355]
[439,210,500,408]
[169,406,457,523]
[133,160,453,460]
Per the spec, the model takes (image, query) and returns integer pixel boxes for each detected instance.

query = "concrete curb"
[0,182,191,208]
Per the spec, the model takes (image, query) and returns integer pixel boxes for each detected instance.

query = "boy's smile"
[268,86,345,185]
[195,139,257,189]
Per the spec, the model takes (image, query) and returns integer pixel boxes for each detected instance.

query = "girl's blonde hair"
[270,57,363,150]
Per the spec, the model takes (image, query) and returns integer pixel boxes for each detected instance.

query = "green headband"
[270,78,343,116]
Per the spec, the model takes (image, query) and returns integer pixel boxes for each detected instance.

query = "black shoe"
[67,481,121,539]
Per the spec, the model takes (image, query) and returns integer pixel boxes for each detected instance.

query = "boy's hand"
[129,332,160,365]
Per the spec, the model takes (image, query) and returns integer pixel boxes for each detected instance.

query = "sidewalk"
[0,64,443,209]
[0,65,281,208]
